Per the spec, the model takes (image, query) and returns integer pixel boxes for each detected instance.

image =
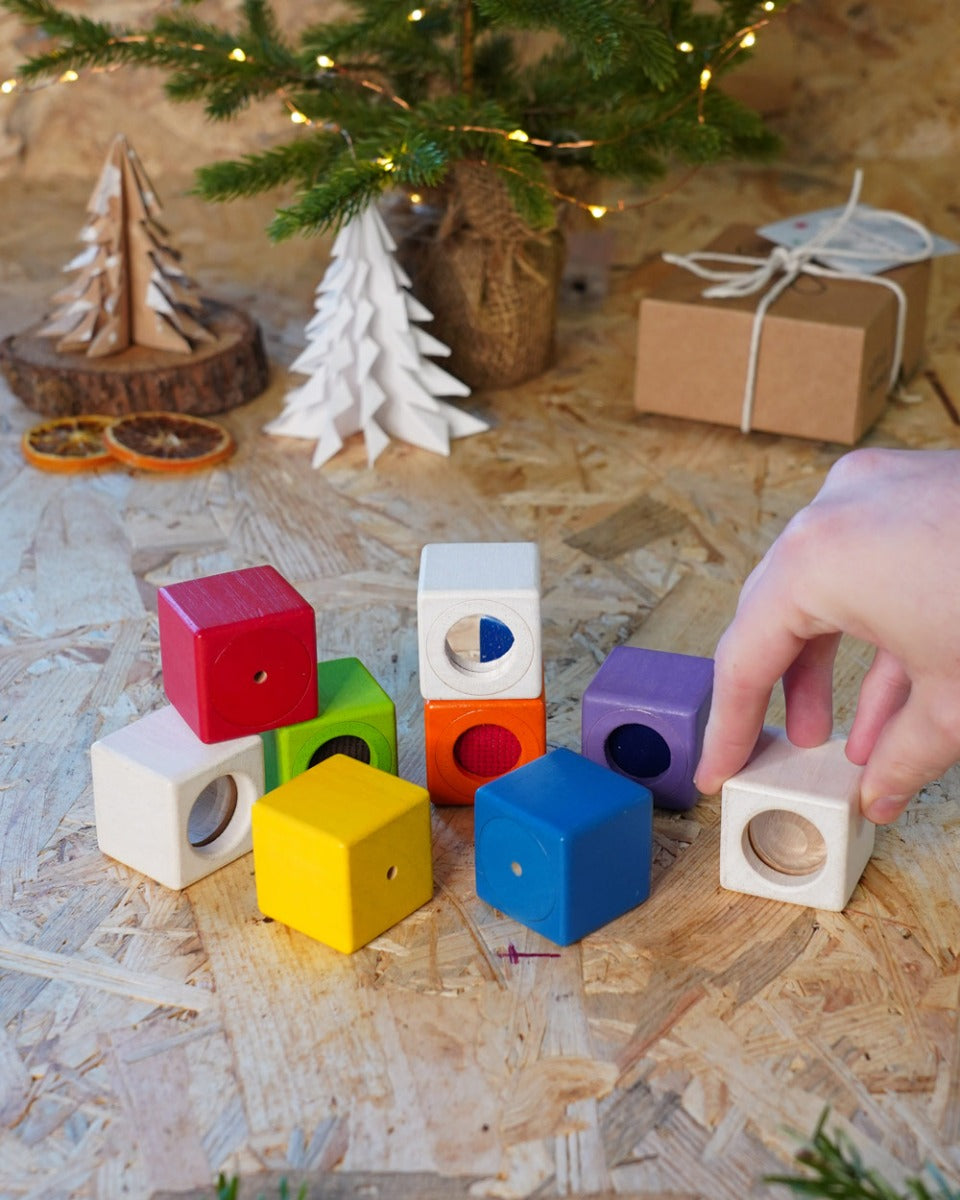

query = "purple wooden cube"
[581,646,714,811]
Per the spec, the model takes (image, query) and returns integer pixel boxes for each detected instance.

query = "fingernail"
[864,795,908,824]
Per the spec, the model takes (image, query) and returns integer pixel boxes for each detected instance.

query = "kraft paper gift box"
[634,224,932,445]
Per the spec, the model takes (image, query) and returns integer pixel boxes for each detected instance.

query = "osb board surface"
[1,4,960,1197]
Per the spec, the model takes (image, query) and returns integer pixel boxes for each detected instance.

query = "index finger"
[694,602,811,795]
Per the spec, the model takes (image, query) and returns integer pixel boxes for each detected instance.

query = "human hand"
[694,448,960,823]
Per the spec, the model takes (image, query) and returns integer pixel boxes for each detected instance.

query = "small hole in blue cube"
[510,861,523,877]
[605,723,671,780]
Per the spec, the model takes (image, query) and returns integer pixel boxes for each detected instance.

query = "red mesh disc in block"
[454,724,522,778]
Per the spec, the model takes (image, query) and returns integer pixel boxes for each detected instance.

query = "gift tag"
[759,203,958,275]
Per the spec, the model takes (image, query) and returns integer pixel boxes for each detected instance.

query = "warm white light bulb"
[507,128,529,143]
[1,78,17,94]
[588,205,607,220]
[290,110,309,124]
[740,31,757,48]
[229,47,247,62]
[316,54,335,68]
[408,7,425,20]
[376,156,397,172]
[699,67,712,89]
[676,41,694,53]
[60,69,79,83]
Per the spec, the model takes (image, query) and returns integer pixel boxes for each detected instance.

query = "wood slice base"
[1,299,270,417]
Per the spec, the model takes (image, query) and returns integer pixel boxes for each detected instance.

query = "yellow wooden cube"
[251,753,433,953]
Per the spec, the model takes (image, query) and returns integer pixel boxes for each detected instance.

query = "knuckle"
[824,447,892,487]
[926,688,960,746]
[771,504,824,568]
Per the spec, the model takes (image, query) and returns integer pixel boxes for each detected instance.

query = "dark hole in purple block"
[605,723,671,780]
[309,734,371,768]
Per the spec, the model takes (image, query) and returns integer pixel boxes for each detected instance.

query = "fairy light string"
[1,4,782,221]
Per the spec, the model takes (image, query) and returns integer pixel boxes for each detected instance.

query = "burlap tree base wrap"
[410,163,565,391]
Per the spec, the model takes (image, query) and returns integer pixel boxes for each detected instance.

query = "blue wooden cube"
[581,645,714,811]
[474,748,653,946]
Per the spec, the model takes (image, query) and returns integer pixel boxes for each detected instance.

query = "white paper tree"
[39,133,215,357]
[265,204,487,467]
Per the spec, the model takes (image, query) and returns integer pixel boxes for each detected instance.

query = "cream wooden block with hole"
[417,541,542,700]
[719,727,876,911]
[91,704,264,890]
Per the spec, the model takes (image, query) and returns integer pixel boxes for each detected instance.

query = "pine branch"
[3,1,130,79]
[767,1111,960,1200]
[0,0,800,233]
[193,136,344,201]
[269,157,387,239]
[473,0,677,83]
[213,1175,307,1200]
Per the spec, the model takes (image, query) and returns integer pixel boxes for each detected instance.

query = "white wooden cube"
[91,705,264,890]
[417,542,542,700]
[719,727,876,911]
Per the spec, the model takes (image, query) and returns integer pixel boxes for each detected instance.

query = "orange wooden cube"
[423,691,546,806]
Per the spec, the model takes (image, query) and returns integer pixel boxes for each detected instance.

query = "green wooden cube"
[262,657,397,790]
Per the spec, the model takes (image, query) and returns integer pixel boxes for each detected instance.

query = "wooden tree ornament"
[41,133,214,357]
[265,204,487,467]
[1,134,268,417]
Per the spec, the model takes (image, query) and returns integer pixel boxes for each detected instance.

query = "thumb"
[859,689,960,823]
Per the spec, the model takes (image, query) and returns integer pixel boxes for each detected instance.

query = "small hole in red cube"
[454,724,522,778]
[253,669,268,684]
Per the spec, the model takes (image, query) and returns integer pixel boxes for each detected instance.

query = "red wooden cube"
[158,565,318,743]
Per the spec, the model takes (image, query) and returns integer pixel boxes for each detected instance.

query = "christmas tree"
[266,203,486,466]
[39,133,214,357]
[2,0,794,237]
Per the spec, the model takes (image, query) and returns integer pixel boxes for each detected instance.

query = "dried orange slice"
[103,412,235,473]
[21,414,116,473]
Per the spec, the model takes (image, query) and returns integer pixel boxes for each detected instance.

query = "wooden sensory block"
[474,747,653,946]
[423,690,546,806]
[90,704,264,890]
[581,645,713,810]
[158,564,318,744]
[251,754,433,954]
[261,656,397,791]
[719,727,876,912]
[417,541,542,701]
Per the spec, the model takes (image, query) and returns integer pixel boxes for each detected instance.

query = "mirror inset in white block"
[719,727,876,911]
[417,542,541,700]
